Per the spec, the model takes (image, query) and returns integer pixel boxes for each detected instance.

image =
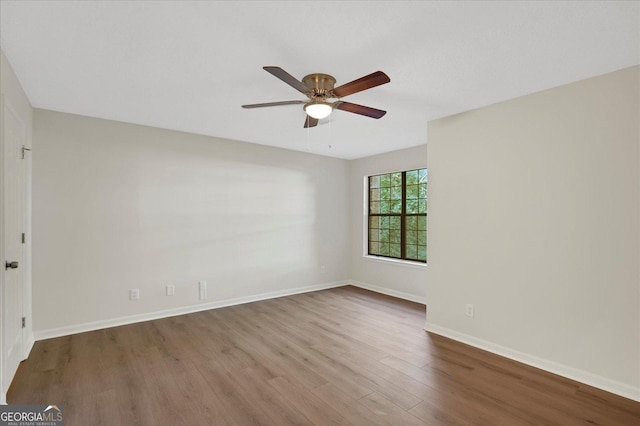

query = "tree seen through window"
[368,169,426,262]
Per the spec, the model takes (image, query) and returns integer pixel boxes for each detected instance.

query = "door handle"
[5,261,18,270]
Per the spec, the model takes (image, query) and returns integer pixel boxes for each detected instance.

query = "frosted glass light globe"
[304,102,332,120]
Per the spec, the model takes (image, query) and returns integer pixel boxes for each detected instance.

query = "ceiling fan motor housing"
[302,73,337,98]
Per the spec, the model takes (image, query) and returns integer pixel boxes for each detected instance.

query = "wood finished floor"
[8,286,640,425]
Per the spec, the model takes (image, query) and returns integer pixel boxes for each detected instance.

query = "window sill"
[362,255,427,270]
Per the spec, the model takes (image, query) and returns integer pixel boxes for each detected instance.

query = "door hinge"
[22,317,26,328]
[21,145,31,160]
[22,233,26,244]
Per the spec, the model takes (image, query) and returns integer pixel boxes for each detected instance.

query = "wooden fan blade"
[332,71,390,98]
[264,66,309,95]
[242,100,305,109]
[304,116,319,128]
[334,101,386,119]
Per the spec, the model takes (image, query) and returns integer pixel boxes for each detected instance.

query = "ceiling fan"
[242,66,390,128]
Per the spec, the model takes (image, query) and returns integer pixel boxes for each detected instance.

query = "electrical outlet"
[130,288,140,301]
[199,280,207,300]
[166,285,175,296]
[465,303,474,317]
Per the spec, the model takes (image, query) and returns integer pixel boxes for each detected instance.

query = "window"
[368,168,427,263]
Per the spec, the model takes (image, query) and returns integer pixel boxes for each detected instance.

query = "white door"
[2,96,26,392]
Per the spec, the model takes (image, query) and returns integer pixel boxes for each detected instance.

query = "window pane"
[390,216,401,229]
[391,200,402,213]
[419,169,427,183]
[369,242,379,254]
[407,170,419,185]
[380,187,390,200]
[407,184,418,199]
[407,200,419,214]
[380,201,390,214]
[391,172,402,186]
[369,216,380,229]
[391,186,402,200]
[369,229,379,242]
[370,175,380,188]
[390,230,401,243]
[370,201,380,214]
[406,230,417,244]
[418,216,426,231]
[380,229,389,243]
[418,231,426,245]
[418,198,427,214]
[419,183,427,199]
[406,244,418,259]
[390,244,401,258]
[380,216,389,229]
[370,188,380,202]
[417,245,426,261]
[406,216,417,230]
[380,174,391,188]
[379,243,390,256]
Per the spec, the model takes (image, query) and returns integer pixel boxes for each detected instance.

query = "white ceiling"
[1,1,638,159]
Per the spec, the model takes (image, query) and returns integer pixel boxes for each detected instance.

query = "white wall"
[1,49,33,403]
[427,66,640,400]
[349,145,427,302]
[32,110,350,335]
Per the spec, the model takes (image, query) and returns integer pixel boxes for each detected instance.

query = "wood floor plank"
[267,376,350,426]
[380,353,533,425]
[310,344,423,410]
[7,286,640,426]
[408,400,470,426]
[226,306,374,400]
[207,308,331,390]
[358,391,425,426]
[311,383,389,426]
[193,358,274,425]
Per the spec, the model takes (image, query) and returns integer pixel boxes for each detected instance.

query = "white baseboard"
[34,280,349,341]
[2,333,37,404]
[425,322,640,402]
[348,280,426,305]
[24,333,35,359]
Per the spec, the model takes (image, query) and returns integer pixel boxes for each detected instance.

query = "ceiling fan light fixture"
[243,67,390,128]
[304,101,332,120]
